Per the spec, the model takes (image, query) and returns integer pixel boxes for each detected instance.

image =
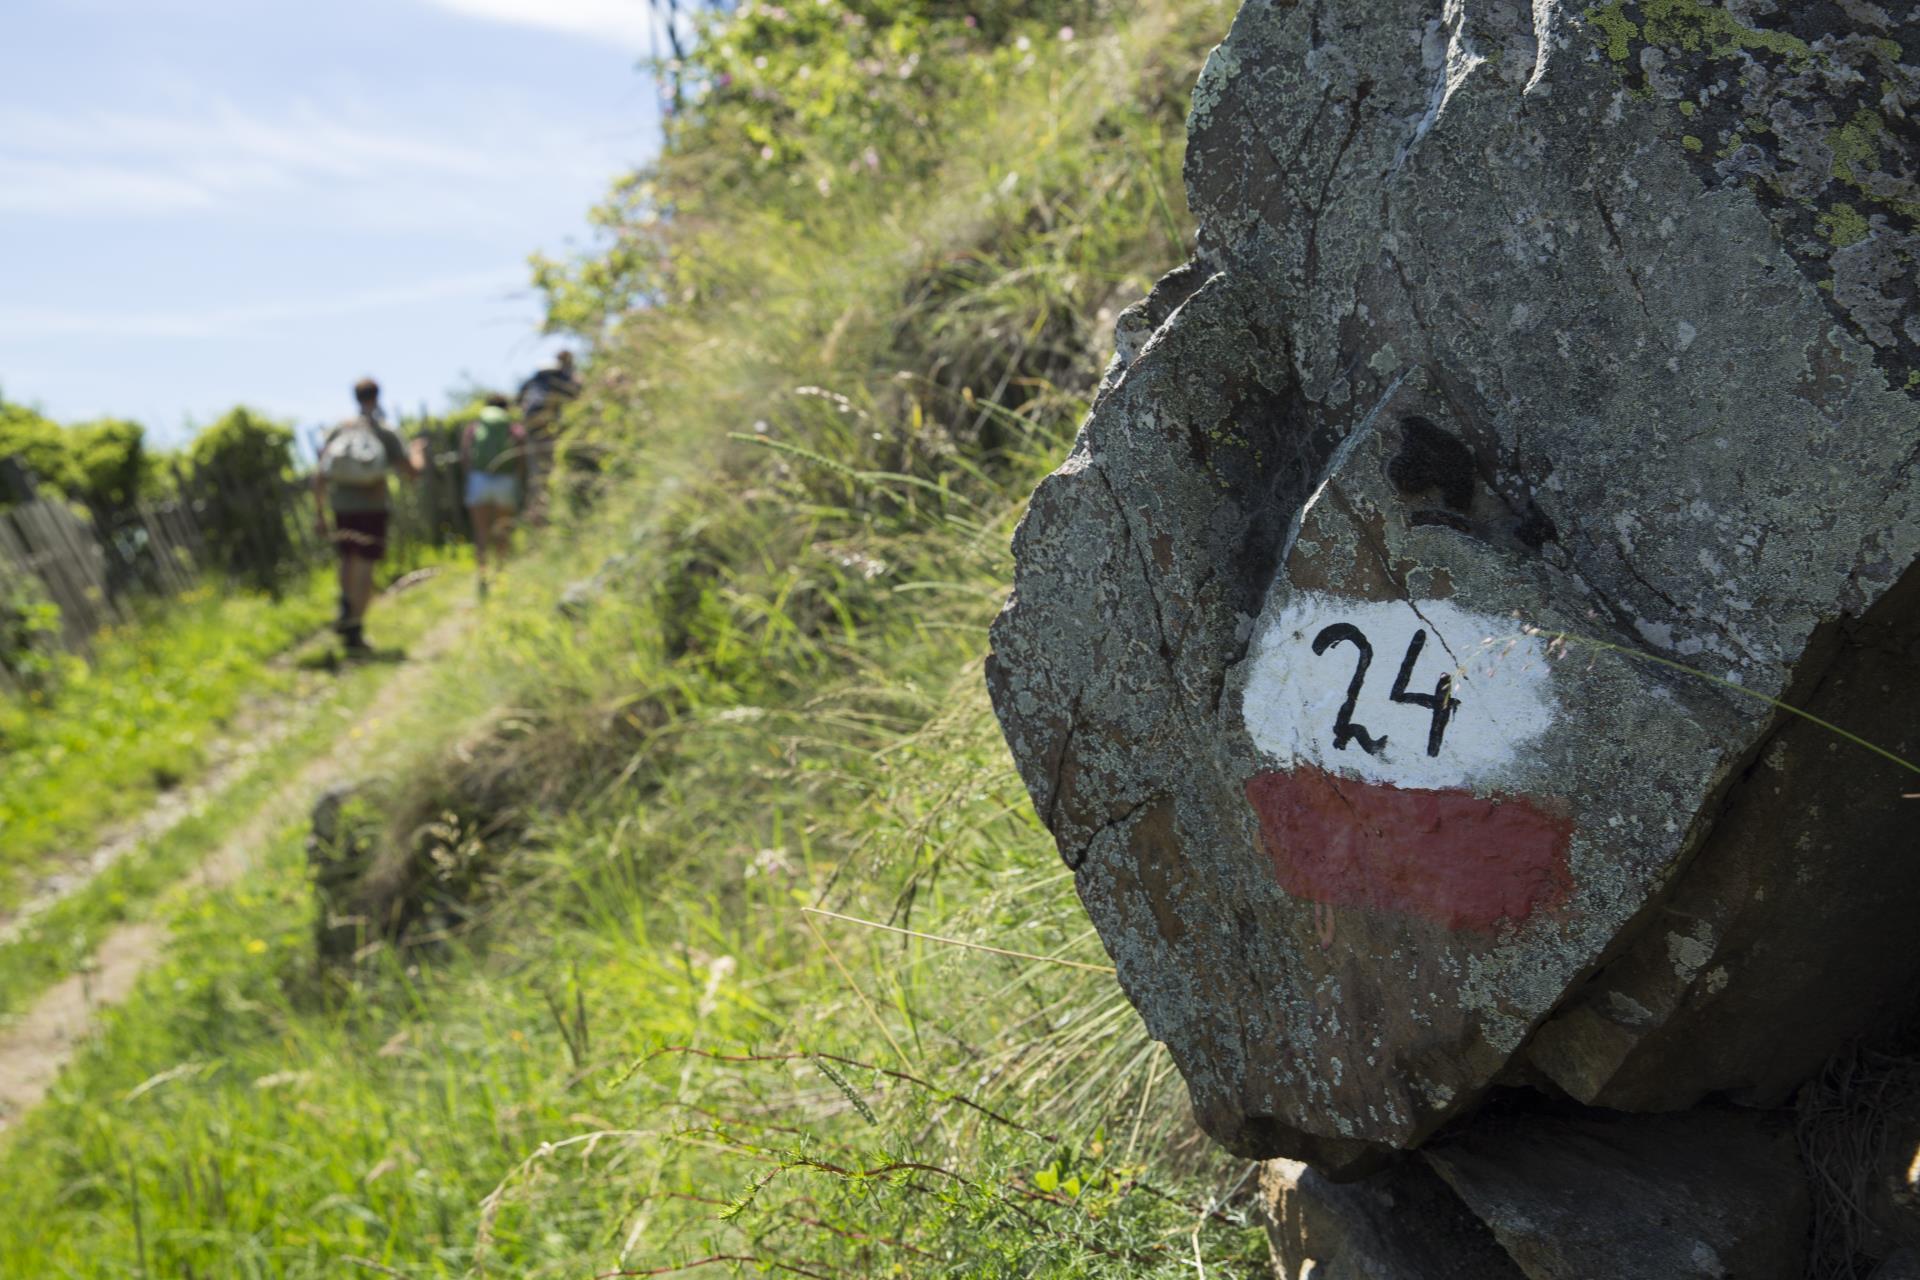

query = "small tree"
[187,407,300,591]
[67,418,153,517]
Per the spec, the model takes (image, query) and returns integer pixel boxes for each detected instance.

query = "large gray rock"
[1422,1109,1808,1280]
[986,0,1920,1168]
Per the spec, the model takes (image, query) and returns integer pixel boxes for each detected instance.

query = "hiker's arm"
[392,432,422,481]
[313,471,330,534]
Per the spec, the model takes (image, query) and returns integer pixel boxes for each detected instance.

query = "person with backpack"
[511,351,580,527]
[515,349,579,435]
[313,377,423,655]
[460,393,529,599]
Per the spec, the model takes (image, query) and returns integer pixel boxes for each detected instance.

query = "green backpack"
[469,406,517,474]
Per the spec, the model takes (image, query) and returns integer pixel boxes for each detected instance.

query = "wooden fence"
[0,419,471,683]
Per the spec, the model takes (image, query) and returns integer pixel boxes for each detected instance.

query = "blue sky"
[1,0,665,450]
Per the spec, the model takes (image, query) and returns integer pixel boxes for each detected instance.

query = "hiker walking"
[460,393,529,599]
[313,377,423,655]
[514,351,579,525]
[515,349,580,435]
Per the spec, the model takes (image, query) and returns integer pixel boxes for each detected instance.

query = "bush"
[0,568,64,697]
[0,399,155,520]
[187,406,301,591]
[687,0,1095,167]
[531,0,1098,337]
[0,400,80,501]
[66,418,153,515]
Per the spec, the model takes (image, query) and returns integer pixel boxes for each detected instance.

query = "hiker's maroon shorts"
[332,510,389,562]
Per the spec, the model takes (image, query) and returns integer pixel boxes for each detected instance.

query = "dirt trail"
[0,567,447,947]
[0,598,473,1131]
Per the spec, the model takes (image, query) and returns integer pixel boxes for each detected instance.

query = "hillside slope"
[0,3,1271,1275]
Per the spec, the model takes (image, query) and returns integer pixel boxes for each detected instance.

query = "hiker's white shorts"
[465,472,519,509]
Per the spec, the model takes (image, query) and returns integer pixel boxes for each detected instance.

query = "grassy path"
[0,568,438,948]
[0,589,475,1130]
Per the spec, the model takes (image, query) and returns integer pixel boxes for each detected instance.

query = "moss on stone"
[1830,108,1885,186]
[1637,0,1811,60]
[1818,202,1871,247]
[1586,2,1638,63]
[1576,0,1917,392]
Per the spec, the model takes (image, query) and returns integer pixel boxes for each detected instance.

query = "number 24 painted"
[1312,624,1461,758]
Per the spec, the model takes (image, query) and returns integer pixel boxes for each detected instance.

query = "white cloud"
[0,269,529,342]
[0,157,216,215]
[0,97,504,218]
[415,0,666,51]
[0,90,619,225]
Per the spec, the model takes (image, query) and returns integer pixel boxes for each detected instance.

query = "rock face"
[986,0,1920,1169]
[1422,1110,1808,1279]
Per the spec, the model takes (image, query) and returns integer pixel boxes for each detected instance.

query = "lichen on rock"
[1583,0,1920,388]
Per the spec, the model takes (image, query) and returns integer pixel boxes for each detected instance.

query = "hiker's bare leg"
[345,555,376,624]
[489,507,513,561]
[469,505,493,575]
[335,552,354,622]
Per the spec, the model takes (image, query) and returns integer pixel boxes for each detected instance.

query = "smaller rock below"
[1422,1108,1808,1280]
[1259,1156,1526,1280]
[1873,1251,1920,1280]
[306,783,375,961]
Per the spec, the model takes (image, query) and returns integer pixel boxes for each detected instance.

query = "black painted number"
[1388,628,1462,757]
[1311,623,1388,755]
[1311,624,1462,758]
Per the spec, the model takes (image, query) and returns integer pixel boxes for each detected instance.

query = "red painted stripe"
[1244,765,1574,932]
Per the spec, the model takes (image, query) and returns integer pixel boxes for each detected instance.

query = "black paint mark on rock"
[1388,415,1476,514]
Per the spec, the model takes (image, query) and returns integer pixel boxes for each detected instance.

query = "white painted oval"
[1242,591,1558,790]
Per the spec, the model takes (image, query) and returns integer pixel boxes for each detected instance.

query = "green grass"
[0,569,462,1019]
[0,572,335,898]
[0,548,1264,1275]
[0,553,465,913]
[0,2,1267,1275]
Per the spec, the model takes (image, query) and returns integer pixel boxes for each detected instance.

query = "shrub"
[0,567,64,697]
[0,400,155,521]
[0,400,80,501]
[66,418,153,516]
[186,406,301,591]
